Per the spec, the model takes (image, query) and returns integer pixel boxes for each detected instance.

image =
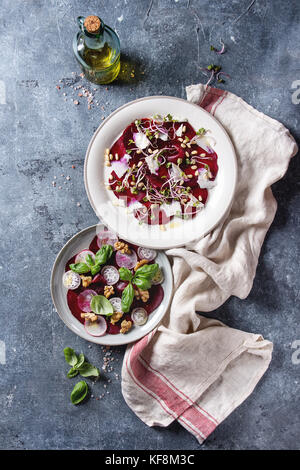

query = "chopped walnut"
[120,319,132,334]
[110,311,123,325]
[134,259,148,271]
[134,287,149,303]
[80,312,98,322]
[114,241,131,254]
[80,275,93,288]
[104,285,114,298]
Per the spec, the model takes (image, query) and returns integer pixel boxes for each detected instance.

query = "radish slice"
[97,230,118,250]
[151,267,164,285]
[137,247,157,261]
[63,270,81,290]
[77,289,97,312]
[75,250,95,264]
[84,316,107,337]
[131,308,148,326]
[101,265,120,285]
[109,297,123,313]
[115,249,137,269]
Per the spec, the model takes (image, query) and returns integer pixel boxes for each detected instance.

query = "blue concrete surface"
[0,0,299,450]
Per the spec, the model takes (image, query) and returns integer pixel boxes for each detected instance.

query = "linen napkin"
[121,85,298,443]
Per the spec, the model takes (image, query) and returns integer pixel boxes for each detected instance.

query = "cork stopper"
[84,15,101,33]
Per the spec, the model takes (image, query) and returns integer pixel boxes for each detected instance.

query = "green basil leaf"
[78,362,100,377]
[95,244,113,265]
[64,347,78,367]
[90,263,101,275]
[132,263,159,290]
[85,254,95,268]
[70,381,88,405]
[121,283,134,313]
[74,353,85,370]
[134,263,159,279]
[119,267,133,282]
[67,367,79,378]
[133,276,152,290]
[69,263,90,274]
[90,295,114,316]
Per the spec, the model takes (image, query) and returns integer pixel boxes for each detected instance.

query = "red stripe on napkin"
[199,87,227,115]
[126,334,217,440]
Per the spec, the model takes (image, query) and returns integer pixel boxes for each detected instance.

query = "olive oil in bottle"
[73,15,120,85]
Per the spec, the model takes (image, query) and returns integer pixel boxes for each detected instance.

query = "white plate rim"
[84,95,237,249]
[50,224,173,345]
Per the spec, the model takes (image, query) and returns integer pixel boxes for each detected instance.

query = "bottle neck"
[84,33,105,50]
[77,16,105,49]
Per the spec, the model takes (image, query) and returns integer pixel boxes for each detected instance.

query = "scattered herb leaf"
[67,367,79,378]
[64,347,78,367]
[70,381,88,405]
[78,362,100,377]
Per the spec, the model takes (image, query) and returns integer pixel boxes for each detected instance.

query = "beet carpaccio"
[105,115,218,225]
[63,229,164,337]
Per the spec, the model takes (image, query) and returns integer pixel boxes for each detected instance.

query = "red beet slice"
[144,285,164,314]
[67,290,83,323]
[90,273,106,285]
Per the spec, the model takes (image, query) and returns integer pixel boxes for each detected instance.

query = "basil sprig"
[69,244,113,276]
[63,347,100,379]
[134,264,159,290]
[69,262,91,274]
[119,263,159,312]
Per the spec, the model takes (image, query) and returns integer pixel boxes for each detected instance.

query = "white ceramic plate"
[50,224,173,345]
[84,96,237,249]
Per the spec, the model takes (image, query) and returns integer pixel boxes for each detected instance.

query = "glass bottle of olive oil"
[73,15,120,85]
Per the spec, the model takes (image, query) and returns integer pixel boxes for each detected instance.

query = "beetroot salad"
[105,114,218,225]
[63,229,164,337]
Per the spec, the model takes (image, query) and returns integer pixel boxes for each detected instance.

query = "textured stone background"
[0,0,299,450]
